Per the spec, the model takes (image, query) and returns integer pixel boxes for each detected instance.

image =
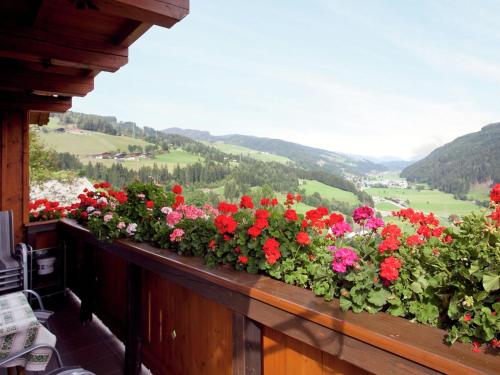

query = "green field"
[375,201,401,211]
[80,150,203,171]
[38,129,152,156]
[300,179,359,205]
[366,187,481,218]
[207,141,292,164]
[467,183,490,202]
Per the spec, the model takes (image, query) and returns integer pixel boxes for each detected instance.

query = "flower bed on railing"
[30,182,500,353]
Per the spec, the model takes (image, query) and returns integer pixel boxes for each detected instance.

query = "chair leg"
[16,366,25,375]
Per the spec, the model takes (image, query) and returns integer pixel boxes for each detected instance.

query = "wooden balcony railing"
[25,220,500,375]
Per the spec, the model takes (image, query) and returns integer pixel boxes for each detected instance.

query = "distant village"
[93,151,154,162]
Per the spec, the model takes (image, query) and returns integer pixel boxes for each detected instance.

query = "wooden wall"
[263,327,370,375]
[142,271,233,375]
[0,109,29,243]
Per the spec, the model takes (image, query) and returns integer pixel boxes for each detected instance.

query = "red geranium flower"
[208,239,216,250]
[146,200,155,208]
[254,218,269,230]
[240,195,254,209]
[463,313,472,322]
[296,231,311,246]
[172,195,184,209]
[271,198,278,206]
[172,184,183,195]
[295,194,302,202]
[406,234,425,246]
[247,226,262,238]
[381,224,402,238]
[380,256,402,281]
[238,255,248,264]
[442,234,453,244]
[284,209,299,221]
[262,238,281,265]
[378,236,401,253]
[255,209,270,220]
[490,183,500,204]
[218,201,238,214]
[260,198,271,206]
[214,215,238,234]
[327,213,344,226]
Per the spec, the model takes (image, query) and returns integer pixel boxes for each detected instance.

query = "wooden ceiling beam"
[0,92,72,113]
[0,28,128,72]
[0,68,94,97]
[92,0,189,29]
[28,111,50,126]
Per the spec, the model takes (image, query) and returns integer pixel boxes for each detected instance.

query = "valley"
[32,112,493,222]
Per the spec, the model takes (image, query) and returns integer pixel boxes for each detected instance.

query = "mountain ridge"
[163,127,387,175]
[401,122,500,196]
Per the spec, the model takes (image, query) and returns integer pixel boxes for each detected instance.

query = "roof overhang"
[0,0,189,120]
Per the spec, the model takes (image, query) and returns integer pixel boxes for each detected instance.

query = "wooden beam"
[92,0,189,28]
[0,68,94,97]
[0,92,72,112]
[0,110,29,244]
[0,28,128,72]
[28,111,49,126]
[125,262,143,375]
[113,20,152,47]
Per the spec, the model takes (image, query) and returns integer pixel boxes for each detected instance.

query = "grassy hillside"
[366,187,481,218]
[208,141,292,164]
[39,128,152,156]
[467,183,490,202]
[402,122,500,195]
[80,150,203,171]
[300,179,360,205]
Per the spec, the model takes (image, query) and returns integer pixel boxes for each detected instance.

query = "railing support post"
[125,262,142,375]
[233,312,262,375]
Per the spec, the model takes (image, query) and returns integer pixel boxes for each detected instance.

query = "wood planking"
[142,271,233,375]
[0,67,94,97]
[263,327,370,375]
[95,250,128,340]
[0,92,72,112]
[92,0,189,28]
[0,29,128,72]
[0,110,29,243]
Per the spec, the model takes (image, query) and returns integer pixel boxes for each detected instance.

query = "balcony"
[13,219,497,375]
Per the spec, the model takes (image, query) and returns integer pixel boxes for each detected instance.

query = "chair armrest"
[34,309,54,323]
[22,289,45,310]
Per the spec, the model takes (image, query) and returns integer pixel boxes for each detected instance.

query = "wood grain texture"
[0,110,29,243]
[263,327,370,375]
[141,271,233,375]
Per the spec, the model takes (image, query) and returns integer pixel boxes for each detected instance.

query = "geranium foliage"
[30,182,500,352]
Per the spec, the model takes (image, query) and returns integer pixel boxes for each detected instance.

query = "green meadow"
[366,187,481,218]
[300,179,360,205]
[207,141,292,164]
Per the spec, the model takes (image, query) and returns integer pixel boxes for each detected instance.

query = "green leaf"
[482,273,499,292]
[387,304,405,316]
[367,289,390,307]
[339,297,352,311]
[410,281,423,294]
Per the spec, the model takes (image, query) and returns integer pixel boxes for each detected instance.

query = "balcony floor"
[1,292,151,375]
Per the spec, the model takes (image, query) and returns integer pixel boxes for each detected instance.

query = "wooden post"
[125,262,142,375]
[233,312,262,375]
[0,109,29,244]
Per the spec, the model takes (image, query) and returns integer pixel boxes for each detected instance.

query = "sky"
[73,0,500,160]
